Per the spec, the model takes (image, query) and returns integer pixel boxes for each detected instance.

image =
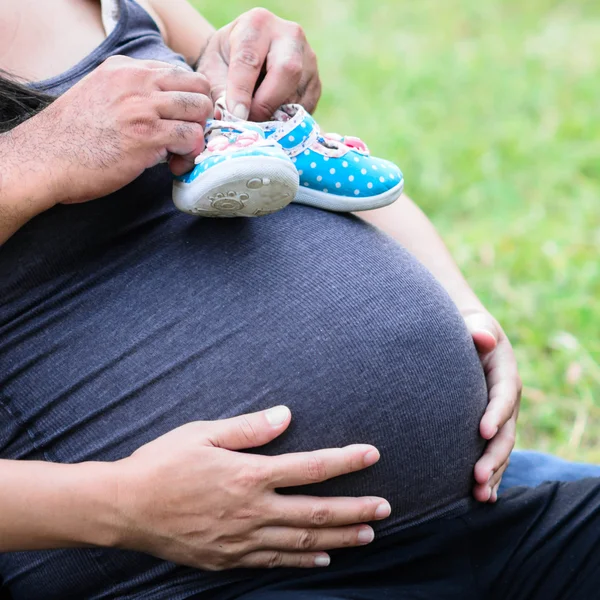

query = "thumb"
[203,406,291,450]
[464,312,499,354]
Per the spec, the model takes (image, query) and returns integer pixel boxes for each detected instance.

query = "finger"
[488,459,509,491]
[239,551,331,569]
[159,121,205,161]
[154,92,213,124]
[268,494,391,527]
[264,444,380,488]
[197,39,231,107]
[256,524,375,553]
[484,462,509,504]
[168,154,195,177]
[473,459,509,503]
[464,312,499,354]
[226,16,271,119]
[251,36,305,121]
[154,68,211,95]
[479,351,520,439]
[202,406,292,450]
[295,71,322,115]
[474,417,517,484]
[490,479,503,503]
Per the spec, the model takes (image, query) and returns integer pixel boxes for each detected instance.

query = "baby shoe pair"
[173,102,404,218]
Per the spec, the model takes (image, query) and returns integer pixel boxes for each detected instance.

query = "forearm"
[0,459,119,552]
[356,195,485,313]
[0,131,55,245]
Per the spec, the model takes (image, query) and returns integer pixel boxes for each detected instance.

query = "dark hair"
[0,70,53,133]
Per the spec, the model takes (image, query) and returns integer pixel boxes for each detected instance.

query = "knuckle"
[347,529,362,546]
[239,462,271,488]
[173,92,199,113]
[287,22,306,40]
[265,551,284,569]
[281,58,303,79]
[103,54,129,68]
[297,529,319,550]
[129,118,158,138]
[247,7,273,25]
[309,504,333,526]
[358,499,378,521]
[305,456,327,482]
[174,122,196,141]
[231,48,262,71]
[168,65,186,77]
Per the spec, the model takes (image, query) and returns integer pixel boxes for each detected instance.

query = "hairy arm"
[0,130,55,244]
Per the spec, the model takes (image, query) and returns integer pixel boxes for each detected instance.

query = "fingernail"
[232,103,249,120]
[358,527,375,544]
[265,406,290,427]
[314,555,330,567]
[375,502,391,519]
[363,449,380,467]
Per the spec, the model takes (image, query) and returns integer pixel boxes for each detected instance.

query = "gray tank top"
[31,0,190,96]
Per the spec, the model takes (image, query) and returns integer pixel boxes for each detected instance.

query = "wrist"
[0,459,122,552]
[0,129,57,220]
[67,461,125,549]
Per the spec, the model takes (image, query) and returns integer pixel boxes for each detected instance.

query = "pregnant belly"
[0,204,487,598]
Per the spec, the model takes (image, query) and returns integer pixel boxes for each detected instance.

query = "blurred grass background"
[192,0,600,461]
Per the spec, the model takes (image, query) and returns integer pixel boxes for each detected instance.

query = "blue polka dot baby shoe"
[173,120,299,217]
[257,104,404,211]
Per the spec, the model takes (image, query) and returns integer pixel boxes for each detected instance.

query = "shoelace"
[194,120,279,165]
[214,97,370,157]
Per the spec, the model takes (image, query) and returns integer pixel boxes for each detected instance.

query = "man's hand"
[114,406,390,570]
[197,8,322,122]
[6,55,212,212]
[464,310,522,503]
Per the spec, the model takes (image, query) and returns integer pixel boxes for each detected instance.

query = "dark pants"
[193,478,600,600]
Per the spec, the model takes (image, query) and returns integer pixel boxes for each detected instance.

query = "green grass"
[192,0,600,461]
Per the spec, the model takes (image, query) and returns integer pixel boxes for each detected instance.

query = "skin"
[0,0,521,571]
[0,407,389,569]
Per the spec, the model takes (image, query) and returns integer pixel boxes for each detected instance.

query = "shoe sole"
[293,177,404,212]
[173,156,299,217]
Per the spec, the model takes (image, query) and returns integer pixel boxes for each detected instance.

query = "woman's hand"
[8,55,212,211]
[114,406,390,570]
[197,8,321,122]
[464,310,522,503]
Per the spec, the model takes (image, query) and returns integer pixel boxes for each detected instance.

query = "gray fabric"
[0,0,487,597]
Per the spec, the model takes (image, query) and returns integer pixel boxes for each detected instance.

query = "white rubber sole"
[293,177,404,212]
[173,156,299,217]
